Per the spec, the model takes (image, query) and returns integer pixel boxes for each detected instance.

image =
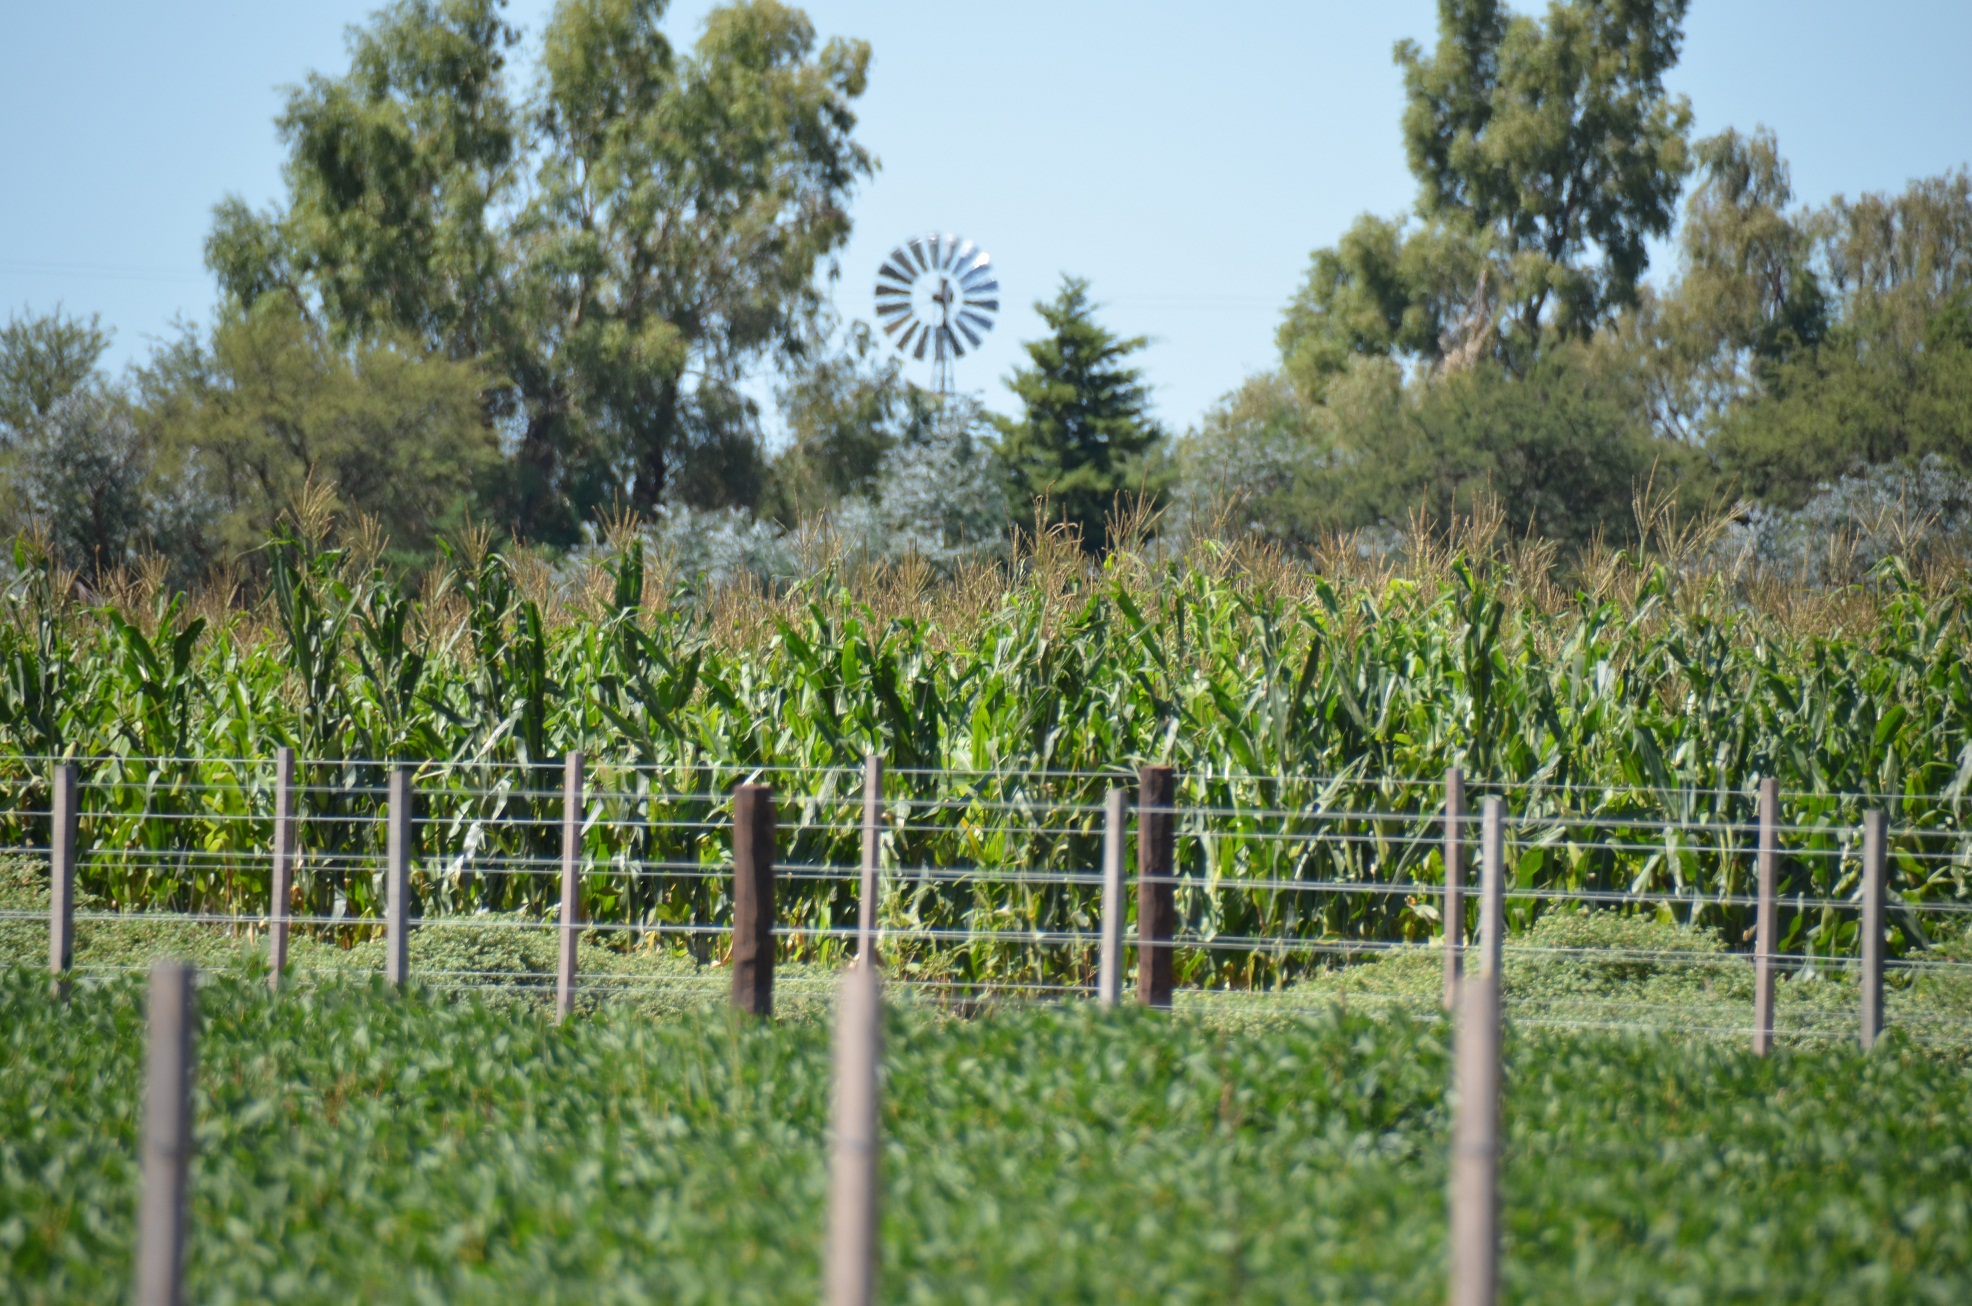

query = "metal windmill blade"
[873,232,1000,394]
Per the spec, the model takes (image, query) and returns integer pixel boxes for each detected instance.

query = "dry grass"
[28,483,1972,666]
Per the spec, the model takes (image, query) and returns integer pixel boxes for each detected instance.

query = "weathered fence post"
[1136,765,1177,1009]
[1448,794,1508,1306]
[49,762,78,999]
[1753,777,1779,1056]
[268,748,295,991]
[386,768,413,989]
[134,960,195,1306]
[1449,967,1501,1306]
[1861,808,1887,1051]
[1443,766,1466,1011]
[858,754,883,966]
[556,751,585,1022]
[824,960,882,1306]
[1479,797,1505,983]
[731,784,777,1017]
[1098,787,1128,1007]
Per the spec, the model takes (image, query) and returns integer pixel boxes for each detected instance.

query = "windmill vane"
[874,233,1000,394]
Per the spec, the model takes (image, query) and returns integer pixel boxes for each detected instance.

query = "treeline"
[3,0,1969,589]
[1180,1,1972,562]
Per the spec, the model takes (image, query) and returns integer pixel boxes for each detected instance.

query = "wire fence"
[7,752,1972,1044]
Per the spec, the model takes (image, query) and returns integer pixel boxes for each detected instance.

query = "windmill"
[873,233,1000,394]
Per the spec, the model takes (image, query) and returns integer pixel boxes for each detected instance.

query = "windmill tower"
[873,233,1000,394]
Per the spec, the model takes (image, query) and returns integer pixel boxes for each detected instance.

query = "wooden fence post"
[858,755,882,966]
[731,784,777,1017]
[49,762,78,999]
[268,748,295,992]
[1098,787,1128,1007]
[1449,968,1500,1306]
[824,960,882,1306]
[556,751,585,1022]
[1136,765,1177,1009]
[386,768,412,989]
[134,960,195,1306]
[1860,809,1887,1051]
[1479,798,1505,983]
[1443,767,1466,1011]
[1449,794,1507,1306]
[1753,777,1779,1056]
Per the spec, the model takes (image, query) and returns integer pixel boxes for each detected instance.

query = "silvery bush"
[1718,455,1972,585]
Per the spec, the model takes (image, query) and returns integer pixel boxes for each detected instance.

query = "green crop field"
[6,532,1972,985]
[4,964,1971,1305]
[9,533,1972,1300]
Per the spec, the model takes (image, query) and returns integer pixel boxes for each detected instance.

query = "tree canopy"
[0,307,110,439]
[207,0,873,544]
[10,0,1972,584]
[997,277,1166,554]
[1281,0,1693,392]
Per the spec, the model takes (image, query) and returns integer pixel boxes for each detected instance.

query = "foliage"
[1181,344,1697,551]
[1329,345,1692,548]
[4,968,1971,1301]
[1278,214,1469,397]
[1815,167,1972,350]
[6,528,1972,986]
[832,394,1011,569]
[996,277,1166,554]
[764,319,919,524]
[1281,0,1694,391]
[1236,0,1704,548]
[1395,0,1693,342]
[138,300,496,565]
[0,310,206,583]
[1627,127,1828,445]
[1718,455,1972,585]
[1167,373,1330,548]
[1652,158,1972,497]
[0,307,111,439]
[210,0,875,542]
[2,390,168,581]
[1712,329,1972,507]
[1244,55,1970,555]
[628,504,802,588]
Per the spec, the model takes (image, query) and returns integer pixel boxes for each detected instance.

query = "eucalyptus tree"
[1280,0,1694,390]
[205,0,873,544]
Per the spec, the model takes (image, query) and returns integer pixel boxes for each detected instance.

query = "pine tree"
[997,277,1166,553]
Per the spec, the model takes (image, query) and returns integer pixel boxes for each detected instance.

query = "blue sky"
[2,0,1968,435]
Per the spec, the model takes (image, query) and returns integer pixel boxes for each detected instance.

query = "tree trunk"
[629,380,678,517]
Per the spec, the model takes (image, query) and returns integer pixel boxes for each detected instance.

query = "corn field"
[4,524,1972,986]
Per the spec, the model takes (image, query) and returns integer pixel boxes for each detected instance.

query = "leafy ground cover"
[11,859,1970,1043]
[4,956,1971,1304]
